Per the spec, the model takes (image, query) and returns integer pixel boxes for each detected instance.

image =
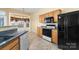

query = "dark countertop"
[0,30,28,47]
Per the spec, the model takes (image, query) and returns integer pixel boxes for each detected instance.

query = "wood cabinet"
[53,10,62,23]
[38,9,62,44]
[39,15,45,23]
[37,27,42,37]
[39,9,62,23]
[0,37,20,50]
[39,13,53,23]
[48,12,54,17]
[44,13,49,17]
[52,29,58,44]
[11,44,19,50]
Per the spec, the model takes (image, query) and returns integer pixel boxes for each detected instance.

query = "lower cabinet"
[11,44,19,50]
[52,29,58,44]
[37,27,42,37]
[37,27,58,44]
[0,37,20,50]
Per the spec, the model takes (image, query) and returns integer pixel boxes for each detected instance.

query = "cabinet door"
[53,10,62,23]
[39,15,44,23]
[37,27,42,37]
[0,38,19,50]
[11,44,19,50]
[48,12,54,17]
[52,29,58,44]
[44,13,49,17]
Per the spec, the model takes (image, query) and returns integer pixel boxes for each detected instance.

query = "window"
[0,16,4,26]
[0,11,7,26]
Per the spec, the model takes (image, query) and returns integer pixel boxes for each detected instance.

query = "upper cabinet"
[48,11,54,17]
[39,9,62,23]
[39,14,44,23]
[53,9,62,23]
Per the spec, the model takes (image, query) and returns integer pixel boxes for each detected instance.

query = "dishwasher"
[20,33,29,50]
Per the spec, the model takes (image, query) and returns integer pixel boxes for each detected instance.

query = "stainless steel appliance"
[20,33,29,50]
[42,16,56,42]
[42,28,52,42]
[44,17,54,23]
[42,24,56,42]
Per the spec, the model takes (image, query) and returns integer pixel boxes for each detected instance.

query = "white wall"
[30,8,79,33]
[30,13,39,32]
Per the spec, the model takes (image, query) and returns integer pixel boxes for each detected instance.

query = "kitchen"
[0,8,30,50]
[0,8,79,50]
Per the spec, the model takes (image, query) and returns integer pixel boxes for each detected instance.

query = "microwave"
[44,17,54,23]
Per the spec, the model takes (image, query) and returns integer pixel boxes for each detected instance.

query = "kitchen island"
[0,27,28,50]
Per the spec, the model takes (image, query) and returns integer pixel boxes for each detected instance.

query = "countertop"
[0,30,28,47]
[0,26,17,32]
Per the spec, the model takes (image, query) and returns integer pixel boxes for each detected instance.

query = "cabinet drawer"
[0,38,19,50]
[11,44,19,50]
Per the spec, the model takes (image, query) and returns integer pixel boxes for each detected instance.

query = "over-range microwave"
[44,17,54,23]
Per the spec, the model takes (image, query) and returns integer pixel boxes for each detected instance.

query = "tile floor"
[26,31,60,50]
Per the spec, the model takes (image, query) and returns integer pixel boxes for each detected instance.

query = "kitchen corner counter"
[0,30,28,48]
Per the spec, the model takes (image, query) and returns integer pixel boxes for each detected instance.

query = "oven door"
[42,29,52,37]
[42,28,52,42]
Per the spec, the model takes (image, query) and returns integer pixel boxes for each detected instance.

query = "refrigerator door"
[58,12,79,50]
[58,15,65,49]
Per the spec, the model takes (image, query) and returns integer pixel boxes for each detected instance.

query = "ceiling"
[14,8,41,14]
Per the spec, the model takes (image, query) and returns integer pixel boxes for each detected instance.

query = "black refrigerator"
[58,11,79,50]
